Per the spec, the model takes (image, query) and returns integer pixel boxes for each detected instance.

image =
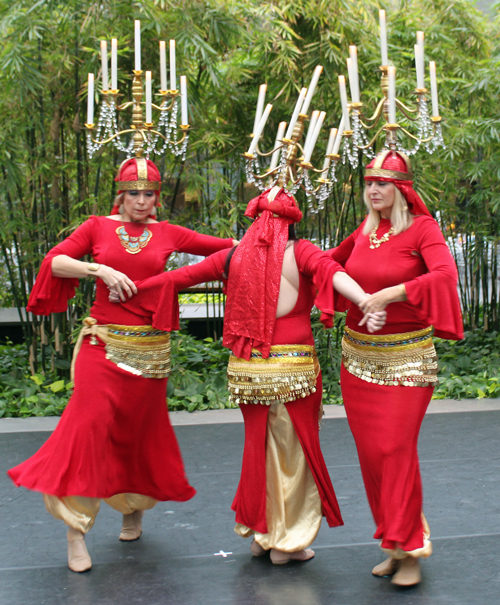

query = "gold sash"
[227,345,320,406]
[342,326,438,387]
[71,318,171,380]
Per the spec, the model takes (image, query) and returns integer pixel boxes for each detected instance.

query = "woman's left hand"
[358,285,406,314]
[109,290,121,303]
[232,239,239,246]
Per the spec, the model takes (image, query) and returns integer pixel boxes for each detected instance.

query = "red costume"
[123,189,347,547]
[329,151,463,557]
[8,158,233,515]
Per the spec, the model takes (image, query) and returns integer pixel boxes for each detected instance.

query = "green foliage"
[2,327,499,418]
[434,330,500,400]
[0,343,73,417]
[168,331,232,412]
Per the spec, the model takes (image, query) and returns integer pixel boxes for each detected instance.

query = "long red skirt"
[8,337,196,502]
[340,365,432,552]
[231,375,344,534]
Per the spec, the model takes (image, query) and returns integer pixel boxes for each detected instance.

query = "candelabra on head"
[243,67,345,214]
[244,10,446,214]
[340,11,444,171]
[84,23,190,160]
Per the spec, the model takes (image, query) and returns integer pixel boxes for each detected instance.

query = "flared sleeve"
[403,217,463,340]
[167,224,234,256]
[122,249,230,332]
[295,240,346,329]
[27,217,96,316]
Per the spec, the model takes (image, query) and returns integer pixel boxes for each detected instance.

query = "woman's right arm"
[51,255,136,301]
[116,249,230,332]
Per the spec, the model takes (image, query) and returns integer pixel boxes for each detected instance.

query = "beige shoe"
[67,527,92,573]
[250,539,267,557]
[391,557,421,586]
[270,548,315,565]
[372,557,400,577]
[119,510,143,541]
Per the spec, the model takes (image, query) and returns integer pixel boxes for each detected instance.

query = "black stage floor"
[1,411,499,605]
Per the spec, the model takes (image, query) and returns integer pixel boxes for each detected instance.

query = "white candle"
[100,41,108,91]
[332,116,345,155]
[285,87,307,140]
[379,10,388,66]
[322,128,338,171]
[387,66,396,124]
[302,110,319,159]
[301,66,323,116]
[416,31,425,89]
[269,121,287,172]
[429,61,440,117]
[111,39,118,90]
[414,45,423,89]
[338,75,351,131]
[349,46,360,103]
[145,71,152,124]
[180,75,188,125]
[304,111,325,164]
[134,20,141,71]
[247,103,272,155]
[169,40,176,90]
[253,84,267,135]
[87,73,94,124]
[159,41,167,91]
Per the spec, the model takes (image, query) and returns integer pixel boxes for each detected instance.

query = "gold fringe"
[342,326,438,387]
[71,318,171,380]
[227,345,319,406]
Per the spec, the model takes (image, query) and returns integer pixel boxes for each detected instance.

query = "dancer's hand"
[232,239,240,246]
[109,289,121,303]
[97,265,137,301]
[362,311,387,333]
[358,285,406,314]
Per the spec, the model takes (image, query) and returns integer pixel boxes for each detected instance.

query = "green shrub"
[1,327,499,417]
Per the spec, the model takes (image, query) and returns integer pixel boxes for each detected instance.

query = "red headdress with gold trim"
[223,188,302,360]
[111,157,162,216]
[364,150,431,217]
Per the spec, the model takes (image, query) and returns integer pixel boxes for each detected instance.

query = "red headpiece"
[111,157,162,216]
[364,150,431,217]
[223,188,302,360]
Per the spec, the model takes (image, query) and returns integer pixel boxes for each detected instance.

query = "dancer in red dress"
[8,157,235,572]
[328,151,463,586]
[116,188,386,564]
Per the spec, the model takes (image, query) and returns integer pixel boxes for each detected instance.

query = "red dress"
[329,215,463,553]
[8,216,233,501]
[125,239,346,532]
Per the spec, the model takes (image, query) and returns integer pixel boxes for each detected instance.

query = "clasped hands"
[358,284,407,332]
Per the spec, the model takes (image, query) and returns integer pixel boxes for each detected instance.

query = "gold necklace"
[369,225,394,249]
[116,223,153,254]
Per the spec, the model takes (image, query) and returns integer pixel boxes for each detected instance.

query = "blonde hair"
[362,185,413,236]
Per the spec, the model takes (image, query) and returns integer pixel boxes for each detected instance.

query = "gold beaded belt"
[342,326,438,387]
[227,345,320,406]
[104,324,171,379]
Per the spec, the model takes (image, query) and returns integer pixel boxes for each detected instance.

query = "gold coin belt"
[342,326,438,387]
[228,345,320,406]
[105,324,171,379]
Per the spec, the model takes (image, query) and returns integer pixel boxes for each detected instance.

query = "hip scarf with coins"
[227,344,320,406]
[341,326,438,387]
[71,317,171,380]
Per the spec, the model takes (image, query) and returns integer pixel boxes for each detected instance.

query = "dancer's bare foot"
[372,556,399,577]
[391,557,421,586]
[270,548,315,565]
[119,510,143,541]
[67,527,92,572]
[250,539,267,557]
